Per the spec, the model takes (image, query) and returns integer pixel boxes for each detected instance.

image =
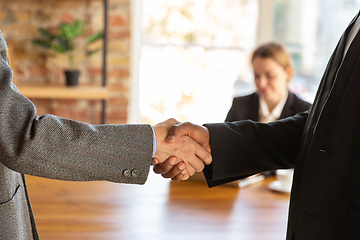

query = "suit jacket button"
[123,169,131,177]
[131,169,139,177]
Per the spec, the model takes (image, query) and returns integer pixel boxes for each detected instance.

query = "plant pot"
[64,70,80,86]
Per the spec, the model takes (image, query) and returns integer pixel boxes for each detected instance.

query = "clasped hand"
[152,118,211,181]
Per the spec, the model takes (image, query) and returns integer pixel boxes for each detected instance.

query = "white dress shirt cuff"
[151,126,157,158]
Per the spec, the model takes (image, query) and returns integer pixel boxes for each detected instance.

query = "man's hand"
[167,122,211,152]
[152,118,179,166]
[153,121,212,180]
[153,157,190,181]
[153,119,212,176]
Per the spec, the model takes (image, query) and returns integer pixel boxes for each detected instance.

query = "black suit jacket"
[203,12,360,240]
[225,91,311,122]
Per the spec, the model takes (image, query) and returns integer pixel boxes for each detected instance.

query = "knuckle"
[162,173,171,178]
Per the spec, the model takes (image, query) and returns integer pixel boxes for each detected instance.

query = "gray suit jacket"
[0,31,153,240]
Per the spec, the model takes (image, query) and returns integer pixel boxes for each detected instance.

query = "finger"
[181,137,207,171]
[151,158,159,165]
[184,161,197,176]
[166,122,195,143]
[195,145,212,165]
[162,161,187,178]
[181,172,190,180]
[153,156,179,174]
[171,175,183,181]
[171,169,188,181]
[187,159,204,173]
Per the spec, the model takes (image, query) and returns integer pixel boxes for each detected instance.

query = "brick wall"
[0,0,131,124]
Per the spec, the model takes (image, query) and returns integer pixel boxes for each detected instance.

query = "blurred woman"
[226,42,310,124]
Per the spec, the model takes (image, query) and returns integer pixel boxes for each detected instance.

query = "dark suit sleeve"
[203,111,308,187]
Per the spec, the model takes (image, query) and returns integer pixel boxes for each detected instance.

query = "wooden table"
[26,171,290,240]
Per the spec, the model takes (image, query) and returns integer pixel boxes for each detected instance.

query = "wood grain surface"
[26,171,290,240]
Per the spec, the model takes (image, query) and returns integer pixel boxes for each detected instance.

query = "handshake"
[152,118,212,181]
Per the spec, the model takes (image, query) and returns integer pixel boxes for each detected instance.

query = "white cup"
[275,169,294,192]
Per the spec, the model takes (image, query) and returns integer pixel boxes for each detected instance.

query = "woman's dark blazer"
[225,91,311,123]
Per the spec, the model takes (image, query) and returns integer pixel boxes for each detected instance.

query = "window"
[138,0,259,124]
[274,0,360,102]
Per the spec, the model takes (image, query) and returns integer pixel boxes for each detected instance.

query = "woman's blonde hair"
[251,42,293,79]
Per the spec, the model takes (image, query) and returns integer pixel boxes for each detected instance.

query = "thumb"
[166,125,179,142]
[166,122,193,143]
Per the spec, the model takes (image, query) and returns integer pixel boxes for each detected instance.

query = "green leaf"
[86,31,103,44]
[86,48,100,56]
[55,36,73,52]
[32,19,95,67]
[32,39,52,49]
[58,20,86,40]
[38,28,55,42]
[50,44,67,53]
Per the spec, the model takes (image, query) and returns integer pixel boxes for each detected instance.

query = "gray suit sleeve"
[0,32,153,185]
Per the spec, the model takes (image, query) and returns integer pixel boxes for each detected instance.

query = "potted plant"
[32,20,103,86]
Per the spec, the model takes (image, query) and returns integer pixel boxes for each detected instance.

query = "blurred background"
[2,0,359,126]
[136,0,360,125]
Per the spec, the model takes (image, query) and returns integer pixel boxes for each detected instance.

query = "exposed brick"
[59,13,75,24]
[55,0,86,9]
[106,110,127,124]
[108,68,129,78]
[107,97,128,106]
[3,0,132,124]
[10,24,38,36]
[56,99,78,106]
[88,67,102,77]
[0,10,6,21]
[34,10,52,23]
[71,109,89,122]
[108,15,128,27]
[29,65,45,77]
[108,29,130,40]
[15,67,25,77]
[15,11,30,22]
[107,82,128,92]
[108,41,125,52]
[107,57,130,67]
[30,99,51,116]
[53,109,72,119]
